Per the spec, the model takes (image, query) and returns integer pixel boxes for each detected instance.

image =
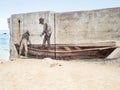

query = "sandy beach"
[0,58,120,90]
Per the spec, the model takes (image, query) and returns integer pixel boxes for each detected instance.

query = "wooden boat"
[15,42,117,60]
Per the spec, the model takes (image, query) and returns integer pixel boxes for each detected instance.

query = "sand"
[0,58,120,90]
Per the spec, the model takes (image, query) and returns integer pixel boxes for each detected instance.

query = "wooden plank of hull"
[63,47,72,51]
[74,46,81,50]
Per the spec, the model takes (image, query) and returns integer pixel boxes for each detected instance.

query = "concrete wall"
[8,7,120,60]
[55,7,120,44]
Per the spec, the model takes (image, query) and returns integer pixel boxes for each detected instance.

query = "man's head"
[25,30,30,36]
[39,18,44,24]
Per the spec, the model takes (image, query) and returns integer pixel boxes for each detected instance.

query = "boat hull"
[15,43,116,60]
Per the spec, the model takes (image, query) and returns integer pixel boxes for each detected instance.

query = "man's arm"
[28,39,31,45]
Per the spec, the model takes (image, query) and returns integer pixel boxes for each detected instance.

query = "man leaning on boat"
[19,30,31,58]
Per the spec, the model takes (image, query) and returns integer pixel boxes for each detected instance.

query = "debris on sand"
[41,58,62,67]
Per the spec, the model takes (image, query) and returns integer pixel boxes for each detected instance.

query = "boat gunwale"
[28,46,117,53]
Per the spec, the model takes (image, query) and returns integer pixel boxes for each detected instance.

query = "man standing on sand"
[19,30,31,57]
[39,18,52,48]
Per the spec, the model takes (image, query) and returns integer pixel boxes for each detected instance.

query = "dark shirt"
[41,23,52,36]
[22,33,29,41]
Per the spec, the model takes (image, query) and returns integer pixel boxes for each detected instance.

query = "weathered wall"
[8,7,120,60]
[8,11,55,59]
[55,7,120,44]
